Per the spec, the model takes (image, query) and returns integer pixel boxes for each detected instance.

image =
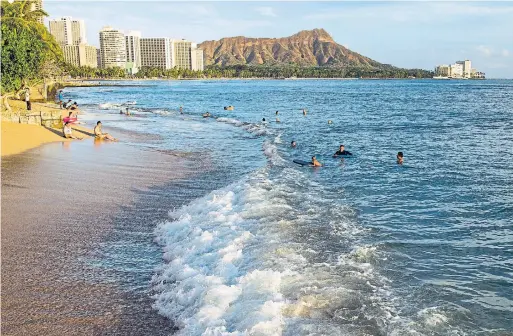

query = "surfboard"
[293,159,313,166]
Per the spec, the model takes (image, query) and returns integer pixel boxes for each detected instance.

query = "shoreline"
[1,136,203,335]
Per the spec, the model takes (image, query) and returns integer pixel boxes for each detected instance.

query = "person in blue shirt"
[58,90,64,108]
[333,145,352,157]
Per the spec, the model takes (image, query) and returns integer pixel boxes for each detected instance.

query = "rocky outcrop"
[198,28,382,68]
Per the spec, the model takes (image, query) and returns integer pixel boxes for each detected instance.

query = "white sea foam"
[216,117,271,137]
[153,166,398,335]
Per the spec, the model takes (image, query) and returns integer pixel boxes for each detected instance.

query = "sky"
[44,1,513,78]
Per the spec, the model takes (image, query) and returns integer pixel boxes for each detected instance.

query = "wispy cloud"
[477,45,493,57]
[305,2,513,22]
[476,46,512,58]
[254,6,277,17]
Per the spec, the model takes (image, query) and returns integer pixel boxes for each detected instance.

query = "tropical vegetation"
[1,0,63,94]
[66,64,433,80]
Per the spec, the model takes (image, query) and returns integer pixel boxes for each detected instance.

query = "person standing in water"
[179,106,183,114]
[311,156,322,167]
[397,152,404,164]
[333,145,352,157]
[303,109,307,116]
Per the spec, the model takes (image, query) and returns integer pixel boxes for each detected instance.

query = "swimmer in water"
[276,111,279,115]
[291,141,297,148]
[262,118,266,122]
[311,156,322,167]
[397,152,404,164]
[333,145,352,157]
[328,120,333,124]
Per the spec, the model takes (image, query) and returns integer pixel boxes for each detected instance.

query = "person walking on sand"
[94,121,117,141]
[24,87,31,111]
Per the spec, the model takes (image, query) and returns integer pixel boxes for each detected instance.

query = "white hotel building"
[99,26,127,69]
[49,17,97,68]
[435,60,483,79]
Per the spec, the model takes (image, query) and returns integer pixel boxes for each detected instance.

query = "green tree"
[1,0,63,96]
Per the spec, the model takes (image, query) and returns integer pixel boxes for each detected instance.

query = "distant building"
[125,31,141,74]
[49,16,97,68]
[435,59,482,79]
[450,63,464,78]
[48,17,86,46]
[97,48,102,68]
[435,65,450,77]
[63,44,98,68]
[192,47,204,71]
[171,39,193,69]
[140,38,173,69]
[472,71,486,79]
[99,26,126,68]
[456,60,472,78]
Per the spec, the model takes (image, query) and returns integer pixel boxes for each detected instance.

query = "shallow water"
[70,79,513,335]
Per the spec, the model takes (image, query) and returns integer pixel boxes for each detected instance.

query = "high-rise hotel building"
[49,16,97,68]
[140,38,172,69]
[49,17,86,46]
[99,26,127,68]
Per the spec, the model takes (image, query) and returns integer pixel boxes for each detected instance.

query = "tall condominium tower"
[140,38,173,69]
[125,31,141,74]
[171,39,193,70]
[48,17,87,46]
[48,16,96,67]
[99,26,127,68]
[192,46,204,71]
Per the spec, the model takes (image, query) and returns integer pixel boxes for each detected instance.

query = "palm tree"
[1,0,48,22]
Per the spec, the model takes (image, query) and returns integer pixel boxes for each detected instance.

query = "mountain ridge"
[198,28,384,68]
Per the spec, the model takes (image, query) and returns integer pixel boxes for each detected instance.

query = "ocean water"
[69,79,512,335]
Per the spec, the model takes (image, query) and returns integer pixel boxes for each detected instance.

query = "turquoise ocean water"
[69,79,512,335]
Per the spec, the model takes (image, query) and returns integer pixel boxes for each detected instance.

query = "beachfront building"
[435,59,481,79]
[96,48,102,68]
[140,38,173,69]
[125,31,141,75]
[99,26,127,69]
[450,63,464,78]
[49,16,98,68]
[171,39,193,69]
[192,46,204,71]
[63,44,98,68]
[48,17,87,46]
[435,65,451,77]
[457,60,472,78]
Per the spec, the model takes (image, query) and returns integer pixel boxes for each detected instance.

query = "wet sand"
[1,139,203,335]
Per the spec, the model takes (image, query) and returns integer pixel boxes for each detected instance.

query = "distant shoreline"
[60,77,495,88]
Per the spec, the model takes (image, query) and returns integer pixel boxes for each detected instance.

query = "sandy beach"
[1,135,205,335]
